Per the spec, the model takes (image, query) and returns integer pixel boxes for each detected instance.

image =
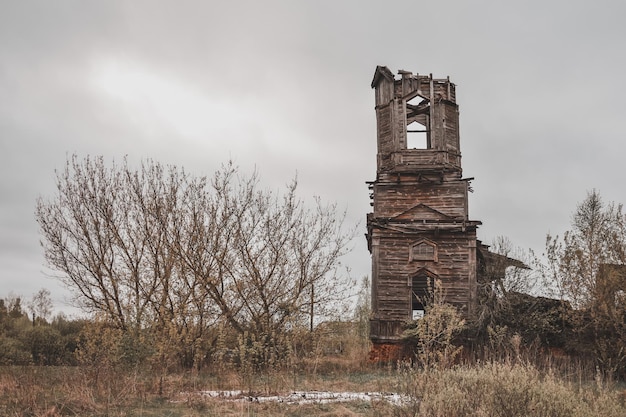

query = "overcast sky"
[1,0,625,316]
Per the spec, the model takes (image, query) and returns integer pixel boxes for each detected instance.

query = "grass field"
[1,358,626,417]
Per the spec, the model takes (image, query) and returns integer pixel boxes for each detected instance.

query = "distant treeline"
[0,296,85,365]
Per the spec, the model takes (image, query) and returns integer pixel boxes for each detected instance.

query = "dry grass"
[398,361,626,417]
[0,366,93,416]
[1,355,626,417]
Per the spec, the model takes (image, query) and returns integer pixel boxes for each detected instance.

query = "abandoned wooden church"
[366,66,516,353]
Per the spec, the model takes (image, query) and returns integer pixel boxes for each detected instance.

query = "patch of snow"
[196,390,410,405]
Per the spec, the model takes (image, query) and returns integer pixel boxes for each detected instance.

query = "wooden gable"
[392,203,454,222]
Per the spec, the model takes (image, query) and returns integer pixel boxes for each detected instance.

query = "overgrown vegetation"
[460,191,626,378]
[3,282,626,416]
[544,190,626,377]
[402,282,466,369]
[35,156,356,371]
[0,294,84,366]
[2,327,626,417]
[398,361,626,417]
[7,156,626,415]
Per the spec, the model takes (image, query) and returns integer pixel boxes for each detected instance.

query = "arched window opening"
[411,273,434,320]
[406,95,430,149]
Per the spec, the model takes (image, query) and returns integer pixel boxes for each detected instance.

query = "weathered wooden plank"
[368,67,490,343]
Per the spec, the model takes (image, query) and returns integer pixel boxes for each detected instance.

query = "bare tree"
[545,190,626,376]
[27,288,53,324]
[36,155,355,368]
[36,156,188,330]
[546,189,626,309]
[484,237,535,295]
[178,164,356,339]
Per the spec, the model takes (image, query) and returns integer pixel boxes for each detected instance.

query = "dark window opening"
[411,273,433,320]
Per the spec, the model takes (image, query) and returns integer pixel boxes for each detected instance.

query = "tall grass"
[397,361,625,417]
[2,319,626,417]
[1,358,625,416]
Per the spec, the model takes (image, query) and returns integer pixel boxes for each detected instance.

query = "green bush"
[24,325,63,365]
[0,336,32,365]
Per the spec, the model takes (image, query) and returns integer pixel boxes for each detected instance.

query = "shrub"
[402,302,465,369]
[0,336,31,365]
[397,362,626,417]
[24,325,63,365]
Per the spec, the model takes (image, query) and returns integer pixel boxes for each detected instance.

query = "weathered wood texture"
[367,66,480,343]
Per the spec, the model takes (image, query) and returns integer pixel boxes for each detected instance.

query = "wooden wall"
[368,67,480,343]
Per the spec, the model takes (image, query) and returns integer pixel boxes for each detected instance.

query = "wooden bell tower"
[366,66,482,347]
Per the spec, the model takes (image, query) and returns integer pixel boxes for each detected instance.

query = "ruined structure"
[366,66,505,353]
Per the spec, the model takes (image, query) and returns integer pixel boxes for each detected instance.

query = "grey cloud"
[2,0,626,314]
